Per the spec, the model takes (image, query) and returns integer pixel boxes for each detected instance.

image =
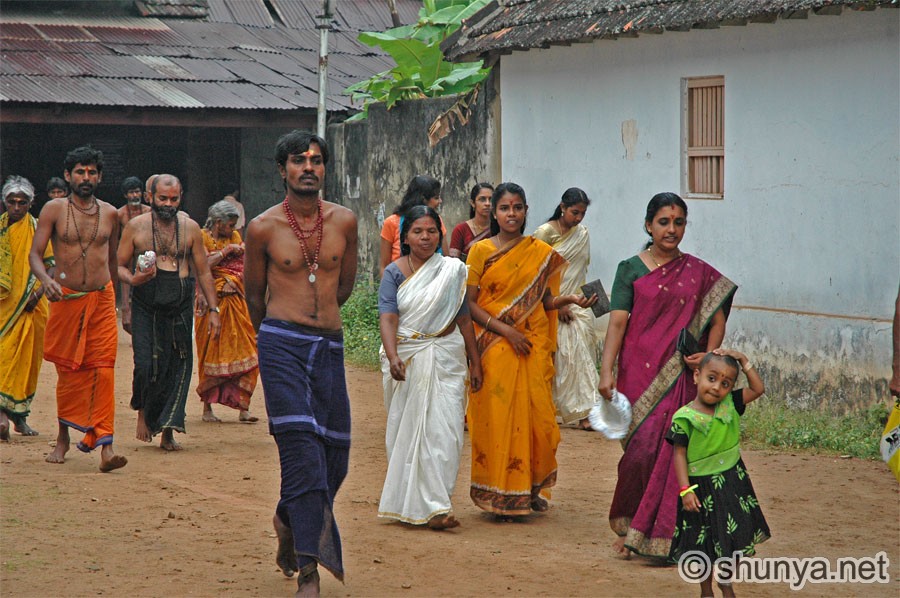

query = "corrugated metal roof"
[444,0,899,61]
[0,0,418,113]
[135,0,210,19]
[224,0,273,28]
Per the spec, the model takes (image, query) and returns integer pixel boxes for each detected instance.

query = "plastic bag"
[588,389,632,440]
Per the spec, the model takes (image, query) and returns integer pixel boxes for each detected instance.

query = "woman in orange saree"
[466,183,597,516]
[195,200,259,423]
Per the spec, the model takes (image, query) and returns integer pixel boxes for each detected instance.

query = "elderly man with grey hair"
[1,175,53,441]
[195,199,259,424]
[117,174,221,451]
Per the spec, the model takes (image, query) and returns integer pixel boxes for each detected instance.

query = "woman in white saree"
[377,206,483,529]
[533,188,601,429]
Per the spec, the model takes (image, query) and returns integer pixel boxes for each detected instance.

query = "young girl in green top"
[667,349,770,598]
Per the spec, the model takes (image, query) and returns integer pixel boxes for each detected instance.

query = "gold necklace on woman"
[407,254,419,275]
[646,246,681,268]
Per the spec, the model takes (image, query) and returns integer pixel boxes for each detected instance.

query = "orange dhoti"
[44,282,118,452]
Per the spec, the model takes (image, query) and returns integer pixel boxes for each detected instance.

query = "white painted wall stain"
[621,119,638,161]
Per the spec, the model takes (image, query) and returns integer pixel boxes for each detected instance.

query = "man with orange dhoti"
[29,146,127,472]
[1,176,52,441]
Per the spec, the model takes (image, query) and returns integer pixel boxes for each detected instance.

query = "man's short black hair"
[274,130,329,168]
[64,146,104,174]
[121,176,142,195]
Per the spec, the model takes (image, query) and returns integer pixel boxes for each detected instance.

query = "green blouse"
[666,390,746,477]
[609,255,650,312]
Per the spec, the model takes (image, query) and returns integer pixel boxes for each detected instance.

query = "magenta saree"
[609,253,736,557]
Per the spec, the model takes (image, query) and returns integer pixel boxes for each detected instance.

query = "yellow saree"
[466,236,566,514]
[0,213,53,419]
[195,230,258,410]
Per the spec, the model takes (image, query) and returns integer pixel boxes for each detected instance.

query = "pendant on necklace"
[308,273,317,283]
[60,272,67,280]
[81,251,86,258]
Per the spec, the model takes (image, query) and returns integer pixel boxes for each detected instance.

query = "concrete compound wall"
[326,73,502,285]
[497,8,899,409]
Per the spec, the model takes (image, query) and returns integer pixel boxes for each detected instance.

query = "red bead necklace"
[283,196,324,283]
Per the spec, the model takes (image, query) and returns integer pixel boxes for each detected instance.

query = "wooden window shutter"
[683,76,724,198]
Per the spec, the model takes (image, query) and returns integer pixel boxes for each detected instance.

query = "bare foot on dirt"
[239,410,259,423]
[612,536,632,559]
[530,495,549,512]
[202,404,221,422]
[296,569,320,598]
[99,445,128,472]
[0,411,9,442]
[427,514,460,530]
[14,419,39,436]
[135,410,152,442]
[273,514,297,577]
[45,424,70,463]
[160,429,182,451]
[577,418,593,431]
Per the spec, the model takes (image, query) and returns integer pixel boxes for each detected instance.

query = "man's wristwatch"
[209,306,220,313]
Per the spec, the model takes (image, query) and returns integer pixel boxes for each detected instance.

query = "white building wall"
[499,9,899,408]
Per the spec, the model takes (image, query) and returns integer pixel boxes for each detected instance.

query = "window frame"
[681,75,725,200]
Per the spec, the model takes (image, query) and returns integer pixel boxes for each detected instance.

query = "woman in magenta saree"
[598,193,736,558]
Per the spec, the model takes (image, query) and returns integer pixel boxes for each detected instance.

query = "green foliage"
[340,284,382,369]
[344,0,491,121]
[741,399,888,459]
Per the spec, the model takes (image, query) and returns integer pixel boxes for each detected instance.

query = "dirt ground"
[1,321,898,597]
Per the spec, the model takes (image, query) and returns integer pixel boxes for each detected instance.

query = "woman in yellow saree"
[466,183,597,516]
[195,200,259,423]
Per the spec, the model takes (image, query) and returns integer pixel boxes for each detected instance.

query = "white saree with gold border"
[377,254,469,524]
[534,222,602,424]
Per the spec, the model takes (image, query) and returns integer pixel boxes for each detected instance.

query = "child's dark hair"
[643,192,687,249]
[46,177,67,194]
[548,187,590,221]
[468,182,494,218]
[394,175,441,216]
[399,205,443,256]
[489,182,527,236]
[64,146,103,174]
[699,352,740,379]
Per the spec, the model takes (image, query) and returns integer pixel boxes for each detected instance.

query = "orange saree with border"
[466,236,566,515]
[195,230,258,410]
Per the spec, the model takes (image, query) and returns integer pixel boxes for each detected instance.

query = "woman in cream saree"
[533,188,601,428]
[378,206,482,529]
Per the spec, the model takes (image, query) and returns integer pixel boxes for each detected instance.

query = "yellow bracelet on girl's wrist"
[679,484,698,498]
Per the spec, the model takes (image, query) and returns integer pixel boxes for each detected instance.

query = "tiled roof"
[443,0,898,61]
[0,0,424,112]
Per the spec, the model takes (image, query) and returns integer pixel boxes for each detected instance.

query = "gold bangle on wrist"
[743,362,754,371]
[485,316,493,331]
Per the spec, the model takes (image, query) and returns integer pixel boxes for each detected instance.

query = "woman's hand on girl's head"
[683,352,706,371]
[681,491,701,512]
